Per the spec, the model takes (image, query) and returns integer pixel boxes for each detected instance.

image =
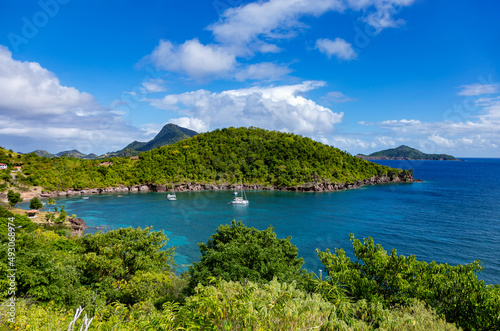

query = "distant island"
[356,145,458,161]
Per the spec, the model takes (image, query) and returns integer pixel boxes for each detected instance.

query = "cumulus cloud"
[147,39,236,79]
[0,45,149,154]
[148,81,343,136]
[316,38,358,60]
[169,117,209,133]
[0,46,95,117]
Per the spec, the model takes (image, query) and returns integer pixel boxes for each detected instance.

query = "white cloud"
[209,0,346,54]
[0,45,95,117]
[324,91,358,103]
[148,81,343,136]
[329,136,376,149]
[142,0,415,81]
[428,134,456,148]
[210,0,414,50]
[316,38,358,60]
[235,62,292,81]
[148,39,236,79]
[347,0,415,31]
[0,45,149,154]
[478,97,500,119]
[458,83,500,96]
[169,117,209,132]
[142,78,167,93]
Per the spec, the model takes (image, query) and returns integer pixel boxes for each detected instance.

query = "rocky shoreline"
[34,172,418,198]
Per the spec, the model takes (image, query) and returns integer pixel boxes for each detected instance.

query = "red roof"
[0,163,6,165]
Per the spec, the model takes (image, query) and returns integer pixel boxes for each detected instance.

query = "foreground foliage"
[317,234,500,330]
[0,212,497,330]
[2,281,459,331]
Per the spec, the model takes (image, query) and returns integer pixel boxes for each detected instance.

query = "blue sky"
[1,0,499,157]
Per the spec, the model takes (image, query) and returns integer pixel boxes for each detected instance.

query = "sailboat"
[167,184,177,201]
[230,179,249,205]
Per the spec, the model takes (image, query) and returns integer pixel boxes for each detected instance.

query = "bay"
[27,158,500,284]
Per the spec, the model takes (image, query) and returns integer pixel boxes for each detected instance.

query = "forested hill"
[3,127,411,191]
[136,127,408,186]
[357,145,457,161]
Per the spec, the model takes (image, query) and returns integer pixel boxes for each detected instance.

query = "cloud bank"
[148,81,343,136]
[0,46,149,154]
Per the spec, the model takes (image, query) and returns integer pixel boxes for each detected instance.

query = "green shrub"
[186,220,308,295]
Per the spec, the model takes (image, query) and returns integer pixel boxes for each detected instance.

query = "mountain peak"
[135,123,198,152]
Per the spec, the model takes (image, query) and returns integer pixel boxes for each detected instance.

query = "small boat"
[167,184,177,201]
[82,197,89,200]
[230,179,249,205]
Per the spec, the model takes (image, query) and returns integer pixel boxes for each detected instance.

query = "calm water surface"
[25,158,500,284]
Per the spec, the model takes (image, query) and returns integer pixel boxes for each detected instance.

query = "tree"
[47,198,56,211]
[7,190,22,209]
[29,197,43,210]
[186,220,307,295]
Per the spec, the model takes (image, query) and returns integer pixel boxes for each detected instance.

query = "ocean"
[25,158,500,284]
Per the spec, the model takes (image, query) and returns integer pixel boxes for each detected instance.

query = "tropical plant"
[317,234,500,330]
[185,220,308,295]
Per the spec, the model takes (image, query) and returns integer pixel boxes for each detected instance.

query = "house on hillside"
[13,166,21,172]
[0,163,7,170]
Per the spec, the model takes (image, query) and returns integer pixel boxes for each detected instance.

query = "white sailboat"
[230,179,249,205]
[167,184,177,201]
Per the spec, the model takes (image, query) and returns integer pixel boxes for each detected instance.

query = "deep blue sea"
[22,158,500,284]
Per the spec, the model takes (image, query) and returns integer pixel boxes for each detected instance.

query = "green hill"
[136,123,198,151]
[135,127,410,187]
[357,145,457,161]
[124,141,147,151]
[9,127,412,191]
[32,150,56,158]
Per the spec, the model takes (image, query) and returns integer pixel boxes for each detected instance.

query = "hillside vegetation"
[358,145,457,160]
[2,127,410,191]
[1,210,498,330]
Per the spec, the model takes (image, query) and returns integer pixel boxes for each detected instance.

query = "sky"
[0,0,499,157]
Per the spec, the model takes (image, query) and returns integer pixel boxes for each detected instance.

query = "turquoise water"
[24,158,500,284]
